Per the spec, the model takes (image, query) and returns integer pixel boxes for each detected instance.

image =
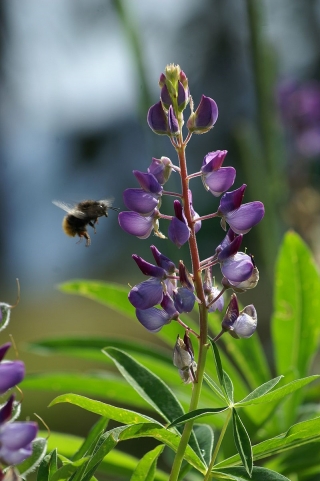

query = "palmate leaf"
[103,347,205,464]
[130,444,165,481]
[103,347,185,425]
[232,409,252,477]
[167,407,229,428]
[236,376,283,404]
[212,466,290,480]
[214,416,320,469]
[235,375,319,407]
[193,425,214,468]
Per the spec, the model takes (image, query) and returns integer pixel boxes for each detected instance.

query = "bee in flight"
[53,199,118,246]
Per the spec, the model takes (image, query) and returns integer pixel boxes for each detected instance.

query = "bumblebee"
[53,199,117,246]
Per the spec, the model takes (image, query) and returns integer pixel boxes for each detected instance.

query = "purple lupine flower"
[173,287,195,313]
[118,211,157,239]
[136,306,172,333]
[132,254,166,278]
[128,277,164,310]
[168,200,190,247]
[201,150,236,197]
[150,245,176,274]
[168,106,180,136]
[187,95,218,134]
[222,294,257,339]
[218,185,265,234]
[0,343,25,395]
[123,189,160,215]
[160,84,172,110]
[147,101,169,135]
[0,362,25,395]
[0,396,38,466]
[220,252,254,284]
[179,261,194,291]
[133,171,163,194]
[148,157,173,185]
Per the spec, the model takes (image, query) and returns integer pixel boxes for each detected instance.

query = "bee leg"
[77,231,91,247]
[88,221,97,234]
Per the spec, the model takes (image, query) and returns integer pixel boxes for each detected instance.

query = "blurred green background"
[1,0,320,450]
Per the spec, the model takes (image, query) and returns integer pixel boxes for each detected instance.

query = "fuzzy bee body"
[53,199,116,246]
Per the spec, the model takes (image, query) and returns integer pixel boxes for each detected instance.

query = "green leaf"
[49,393,159,425]
[236,376,283,405]
[223,371,234,403]
[22,372,150,410]
[193,425,214,467]
[272,232,320,378]
[26,336,171,365]
[72,417,109,461]
[77,431,118,481]
[103,348,205,464]
[215,415,320,469]
[212,466,290,480]
[50,458,89,481]
[103,347,185,424]
[16,438,47,478]
[168,407,228,428]
[203,373,226,402]
[44,431,168,480]
[235,375,319,407]
[109,423,206,474]
[36,450,57,481]
[58,280,136,320]
[209,338,225,388]
[130,444,165,481]
[232,409,252,476]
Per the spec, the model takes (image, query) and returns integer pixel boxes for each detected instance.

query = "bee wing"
[52,200,86,219]
[98,198,114,207]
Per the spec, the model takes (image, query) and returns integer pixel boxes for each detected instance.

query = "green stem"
[204,409,232,480]
[169,136,209,481]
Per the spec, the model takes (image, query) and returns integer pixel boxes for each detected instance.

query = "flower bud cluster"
[119,64,264,380]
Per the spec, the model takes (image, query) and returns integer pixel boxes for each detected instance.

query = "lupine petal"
[168,106,179,135]
[136,307,171,333]
[201,150,228,173]
[150,245,176,273]
[232,305,257,338]
[168,218,190,248]
[133,171,163,194]
[147,101,168,135]
[148,157,173,185]
[118,212,154,239]
[225,201,265,234]
[218,185,246,215]
[0,445,33,465]
[221,252,254,283]
[0,422,38,450]
[0,343,11,362]
[207,286,224,312]
[0,396,14,424]
[123,189,159,215]
[217,234,243,261]
[0,362,25,394]
[132,255,166,278]
[203,167,236,196]
[187,95,218,133]
[128,278,163,310]
[160,85,171,109]
[173,287,195,313]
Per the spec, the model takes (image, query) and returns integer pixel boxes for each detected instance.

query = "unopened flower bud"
[222,294,257,339]
[187,95,218,134]
[173,335,197,384]
[147,101,169,135]
[179,261,194,291]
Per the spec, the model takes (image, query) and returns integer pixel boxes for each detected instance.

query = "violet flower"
[0,396,38,466]
[218,185,265,234]
[168,200,190,247]
[0,343,25,395]
[147,101,169,135]
[222,294,257,339]
[187,95,219,134]
[201,150,236,196]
